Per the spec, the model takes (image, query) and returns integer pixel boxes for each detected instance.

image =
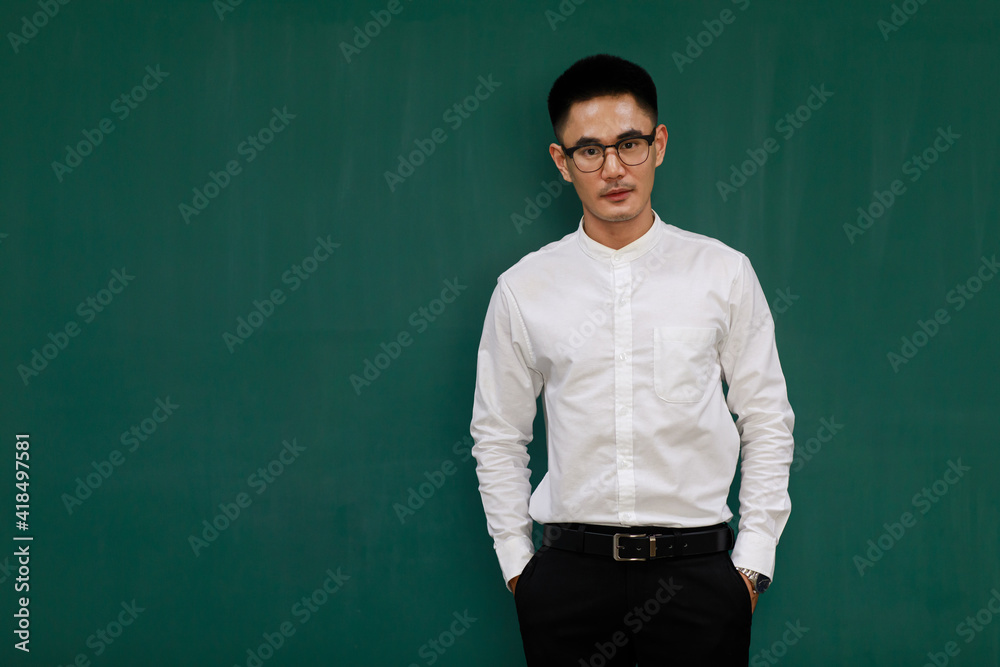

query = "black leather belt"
[543,522,734,561]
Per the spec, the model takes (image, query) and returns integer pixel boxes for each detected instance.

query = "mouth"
[602,188,632,202]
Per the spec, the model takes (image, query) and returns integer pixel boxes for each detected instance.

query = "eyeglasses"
[561,131,656,173]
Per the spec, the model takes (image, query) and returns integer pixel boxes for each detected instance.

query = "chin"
[596,204,642,223]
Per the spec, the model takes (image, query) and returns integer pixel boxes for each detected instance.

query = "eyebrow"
[568,128,647,146]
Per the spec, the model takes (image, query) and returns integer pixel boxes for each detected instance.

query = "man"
[470,54,794,666]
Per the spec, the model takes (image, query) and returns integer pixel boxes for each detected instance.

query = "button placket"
[612,258,636,523]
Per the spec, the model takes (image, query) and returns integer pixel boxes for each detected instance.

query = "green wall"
[1,1,998,665]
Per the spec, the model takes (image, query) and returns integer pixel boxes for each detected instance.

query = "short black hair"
[547,54,658,143]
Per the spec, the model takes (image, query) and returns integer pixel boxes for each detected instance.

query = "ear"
[652,124,668,167]
[549,142,573,182]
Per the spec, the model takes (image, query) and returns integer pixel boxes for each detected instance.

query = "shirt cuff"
[496,536,535,591]
[730,529,777,581]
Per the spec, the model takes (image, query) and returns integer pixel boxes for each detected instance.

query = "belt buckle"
[613,533,655,561]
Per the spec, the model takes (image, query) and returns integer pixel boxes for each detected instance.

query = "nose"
[601,146,626,179]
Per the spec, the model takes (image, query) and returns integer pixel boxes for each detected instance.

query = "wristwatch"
[736,567,771,594]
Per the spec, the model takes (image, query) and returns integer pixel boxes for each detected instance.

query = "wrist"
[736,567,771,594]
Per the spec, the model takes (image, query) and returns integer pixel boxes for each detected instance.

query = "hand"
[738,571,758,613]
[509,575,519,595]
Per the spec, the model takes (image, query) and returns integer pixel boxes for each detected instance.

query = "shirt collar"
[576,210,664,263]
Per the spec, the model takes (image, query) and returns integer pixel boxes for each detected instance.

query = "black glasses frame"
[561,131,657,172]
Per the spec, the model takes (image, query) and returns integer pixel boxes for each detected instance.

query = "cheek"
[568,177,597,201]
[634,167,656,190]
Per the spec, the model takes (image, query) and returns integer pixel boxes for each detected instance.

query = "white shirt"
[470,211,794,588]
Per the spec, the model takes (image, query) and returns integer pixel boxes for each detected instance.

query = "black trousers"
[514,527,752,666]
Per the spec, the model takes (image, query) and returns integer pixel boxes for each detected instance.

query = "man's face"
[549,94,667,228]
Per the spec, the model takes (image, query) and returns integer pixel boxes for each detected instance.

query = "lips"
[602,188,631,201]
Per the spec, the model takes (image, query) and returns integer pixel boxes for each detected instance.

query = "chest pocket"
[652,327,719,403]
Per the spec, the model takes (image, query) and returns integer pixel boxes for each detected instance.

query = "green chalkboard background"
[1,0,998,665]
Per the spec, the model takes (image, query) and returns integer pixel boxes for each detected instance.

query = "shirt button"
[618,406,629,416]
[619,296,627,306]
[619,352,627,361]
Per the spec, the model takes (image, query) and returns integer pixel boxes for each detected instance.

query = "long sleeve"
[470,278,544,589]
[719,254,795,580]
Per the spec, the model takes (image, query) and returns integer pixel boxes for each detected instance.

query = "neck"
[582,205,655,250]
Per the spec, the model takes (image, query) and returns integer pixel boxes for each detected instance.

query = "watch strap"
[736,567,770,594]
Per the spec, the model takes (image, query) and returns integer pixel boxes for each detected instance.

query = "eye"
[579,145,601,157]
[620,141,637,150]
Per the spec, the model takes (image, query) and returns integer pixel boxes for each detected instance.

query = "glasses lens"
[569,137,651,172]
[617,137,650,166]
[572,145,605,172]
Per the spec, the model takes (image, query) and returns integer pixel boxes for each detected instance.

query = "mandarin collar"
[576,211,664,263]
